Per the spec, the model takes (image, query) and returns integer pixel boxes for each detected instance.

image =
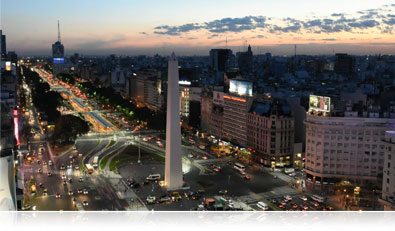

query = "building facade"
[222,93,254,147]
[380,131,395,211]
[247,99,294,167]
[304,114,395,186]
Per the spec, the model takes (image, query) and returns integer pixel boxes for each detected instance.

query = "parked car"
[146,196,156,204]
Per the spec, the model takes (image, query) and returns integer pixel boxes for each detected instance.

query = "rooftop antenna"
[58,20,61,42]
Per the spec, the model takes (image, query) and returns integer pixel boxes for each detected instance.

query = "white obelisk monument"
[164,52,183,190]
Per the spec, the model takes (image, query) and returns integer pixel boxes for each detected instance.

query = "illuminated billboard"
[53,58,65,64]
[309,95,331,112]
[5,61,12,71]
[229,80,252,96]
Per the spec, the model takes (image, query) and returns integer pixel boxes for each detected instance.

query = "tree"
[53,115,90,144]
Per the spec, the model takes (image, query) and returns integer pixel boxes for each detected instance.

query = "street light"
[138,134,141,164]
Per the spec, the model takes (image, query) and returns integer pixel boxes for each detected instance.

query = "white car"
[48,160,53,166]
[146,196,156,204]
[299,196,308,201]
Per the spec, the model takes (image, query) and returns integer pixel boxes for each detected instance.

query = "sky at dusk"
[1,0,394,56]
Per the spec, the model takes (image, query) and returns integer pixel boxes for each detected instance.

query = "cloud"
[153,4,395,36]
[154,16,266,35]
[348,20,379,28]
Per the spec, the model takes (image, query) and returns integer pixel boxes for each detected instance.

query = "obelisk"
[164,52,183,190]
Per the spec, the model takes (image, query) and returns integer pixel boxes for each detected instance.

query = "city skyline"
[1,0,395,56]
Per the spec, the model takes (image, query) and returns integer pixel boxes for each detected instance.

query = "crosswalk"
[238,186,299,204]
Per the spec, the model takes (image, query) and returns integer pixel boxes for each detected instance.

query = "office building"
[247,98,294,167]
[380,131,395,211]
[304,95,395,186]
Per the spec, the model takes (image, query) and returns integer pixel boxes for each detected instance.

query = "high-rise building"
[380,131,395,211]
[165,53,183,190]
[334,53,354,77]
[209,49,232,72]
[222,80,254,146]
[247,98,294,167]
[129,70,163,111]
[304,95,395,187]
[0,30,6,61]
[52,21,68,76]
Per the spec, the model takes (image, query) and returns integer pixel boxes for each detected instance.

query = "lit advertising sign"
[229,80,252,96]
[5,61,12,71]
[309,95,331,112]
[53,58,65,64]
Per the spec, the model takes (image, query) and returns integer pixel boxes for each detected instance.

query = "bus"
[311,194,326,203]
[85,164,94,174]
[233,163,245,172]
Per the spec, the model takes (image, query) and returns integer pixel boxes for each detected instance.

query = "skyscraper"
[0,30,6,61]
[165,53,183,190]
[52,20,67,76]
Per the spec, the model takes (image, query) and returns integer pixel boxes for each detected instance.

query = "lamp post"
[138,134,141,164]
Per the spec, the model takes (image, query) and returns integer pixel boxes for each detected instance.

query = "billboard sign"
[5,61,11,71]
[53,58,65,64]
[309,95,331,112]
[229,80,252,96]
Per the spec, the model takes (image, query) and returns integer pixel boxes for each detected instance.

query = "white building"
[380,131,395,211]
[305,114,395,185]
[110,66,130,96]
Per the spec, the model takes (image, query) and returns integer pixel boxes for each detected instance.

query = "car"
[303,205,309,210]
[218,189,228,195]
[171,192,182,201]
[63,180,67,185]
[78,153,83,157]
[289,173,296,177]
[56,193,61,198]
[48,160,53,166]
[143,180,150,185]
[72,197,77,204]
[79,177,84,182]
[69,155,73,159]
[292,203,298,209]
[129,182,140,188]
[38,168,42,173]
[68,190,73,196]
[202,155,208,160]
[326,206,334,211]
[216,154,223,158]
[60,164,65,170]
[244,175,251,180]
[314,202,320,207]
[159,195,171,203]
[188,154,194,158]
[83,188,89,195]
[47,172,52,177]
[22,204,32,211]
[299,196,308,201]
[72,146,77,150]
[39,183,44,188]
[284,195,293,201]
[214,167,221,172]
[146,196,156,204]
[82,200,88,206]
[42,161,47,165]
[62,175,66,180]
[68,177,72,183]
[75,166,80,170]
[198,145,205,150]
[77,188,83,194]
